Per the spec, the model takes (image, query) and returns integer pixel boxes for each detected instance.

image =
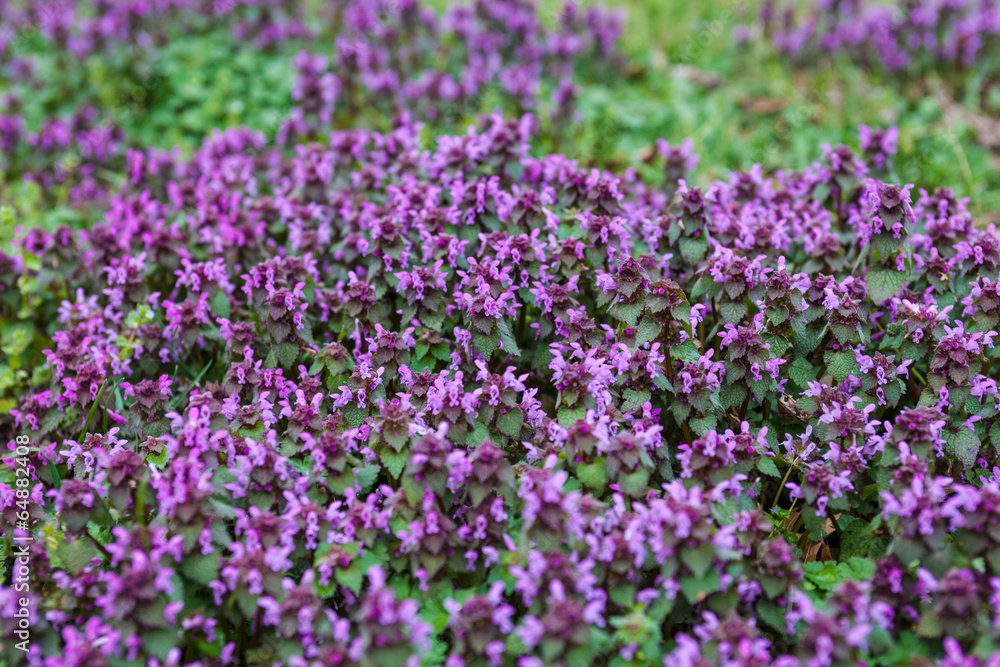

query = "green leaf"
[610,301,644,326]
[719,299,748,324]
[622,388,651,412]
[236,421,265,442]
[825,350,857,383]
[124,304,155,329]
[672,339,701,364]
[757,456,780,477]
[497,408,524,438]
[866,268,908,305]
[791,321,823,355]
[353,465,380,492]
[803,561,840,591]
[211,290,230,318]
[342,405,368,429]
[679,569,720,604]
[181,554,220,585]
[680,544,716,579]
[915,612,942,638]
[788,356,816,391]
[801,505,829,540]
[577,460,609,490]
[766,305,789,325]
[847,557,876,580]
[711,492,739,525]
[720,382,747,409]
[678,235,708,264]
[763,334,790,358]
[402,476,425,507]
[47,459,62,490]
[472,329,500,357]
[830,322,858,345]
[76,381,108,440]
[467,421,490,447]
[274,342,299,367]
[839,518,888,559]
[380,449,408,479]
[608,582,637,609]
[496,318,522,357]
[653,374,674,392]
[756,599,787,632]
[689,414,717,436]
[56,538,99,573]
[558,405,587,428]
[945,428,980,469]
[144,629,180,660]
[870,232,903,260]
[636,318,662,345]
[208,498,236,520]
[336,562,364,595]
[617,468,650,497]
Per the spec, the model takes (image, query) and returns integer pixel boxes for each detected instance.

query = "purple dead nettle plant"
[755,0,1000,81]
[6,1,1000,666]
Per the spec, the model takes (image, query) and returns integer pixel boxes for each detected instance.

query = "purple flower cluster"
[756,0,1000,76]
[0,0,310,61]
[0,0,623,219]
[280,0,623,137]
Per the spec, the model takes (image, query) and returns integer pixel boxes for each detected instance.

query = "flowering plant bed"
[3,1,1000,666]
[5,108,1000,664]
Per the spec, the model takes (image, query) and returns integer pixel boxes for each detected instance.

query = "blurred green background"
[4,0,1000,214]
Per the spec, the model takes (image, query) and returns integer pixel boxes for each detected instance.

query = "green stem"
[136,481,151,553]
[85,530,111,560]
[906,375,920,404]
[516,305,527,350]
[249,609,263,650]
[829,512,843,538]
[680,420,691,446]
[118,318,146,360]
[738,391,751,422]
[772,455,800,511]
[170,360,214,409]
[19,247,29,313]
[76,381,108,440]
[850,245,867,275]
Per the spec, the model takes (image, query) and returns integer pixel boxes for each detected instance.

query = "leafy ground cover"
[4,0,1000,666]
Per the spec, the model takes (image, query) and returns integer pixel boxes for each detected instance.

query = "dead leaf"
[670,65,722,89]
[639,145,659,164]
[798,532,833,563]
[778,393,811,424]
[740,97,788,114]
